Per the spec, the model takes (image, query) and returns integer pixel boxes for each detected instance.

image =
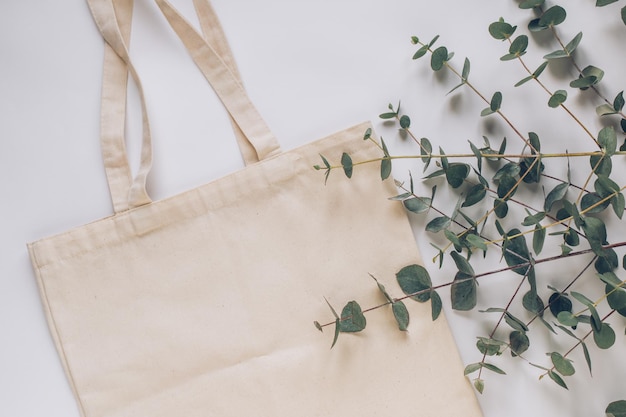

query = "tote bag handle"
[87,0,282,212]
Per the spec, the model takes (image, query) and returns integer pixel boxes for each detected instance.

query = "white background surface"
[1,0,625,416]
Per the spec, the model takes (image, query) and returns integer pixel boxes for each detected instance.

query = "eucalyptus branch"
[316,241,626,329]
[548,21,626,120]
[412,38,537,152]
[476,271,529,381]
[510,42,600,147]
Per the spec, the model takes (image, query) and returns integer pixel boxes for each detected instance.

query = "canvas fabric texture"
[27,0,484,416]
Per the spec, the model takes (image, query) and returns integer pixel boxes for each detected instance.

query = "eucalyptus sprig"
[314,1,626,415]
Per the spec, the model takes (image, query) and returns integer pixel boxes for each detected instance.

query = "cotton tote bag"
[27,1,483,416]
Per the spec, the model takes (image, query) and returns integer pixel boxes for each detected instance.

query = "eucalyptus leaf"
[593,323,616,349]
[548,90,567,108]
[396,264,432,302]
[509,330,530,356]
[392,301,410,331]
[523,289,544,315]
[582,216,608,256]
[490,91,503,112]
[549,292,573,317]
[533,225,546,255]
[581,192,610,214]
[494,198,509,218]
[451,271,477,311]
[519,0,544,8]
[565,32,583,54]
[341,152,353,178]
[462,57,471,80]
[545,182,569,211]
[331,318,340,348]
[446,163,470,188]
[497,174,518,200]
[462,185,487,209]
[451,251,475,276]
[428,35,440,48]
[431,46,449,71]
[426,216,452,233]
[614,91,625,111]
[597,0,619,6]
[606,401,626,417]
[590,153,612,176]
[557,311,579,327]
[548,370,568,389]
[571,66,605,89]
[494,162,521,181]
[466,234,488,251]
[504,311,529,332]
[582,342,593,375]
[464,363,482,375]
[606,284,626,314]
[598,126,617,156]
[503,229,531,274]
[474,379,485,394]
[403,196,431,214]
[550,352,575,376]
[544,49,568,60]
[482,362,506,375]
[399,115,411,129]
[597,104,617,116]
[420,137,433,171]
[539,6,567,27]
[431,290,443,320]
[338,300,367,332]
[489,20,517,40]
[412,44,429,60]
[522,211,546,226]
[508,35,528,58]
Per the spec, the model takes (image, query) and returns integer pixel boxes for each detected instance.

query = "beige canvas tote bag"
[27,0,483,416]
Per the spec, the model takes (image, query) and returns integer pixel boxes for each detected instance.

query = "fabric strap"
[89,0,281,212]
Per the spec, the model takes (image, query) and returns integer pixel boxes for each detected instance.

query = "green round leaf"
[431,46,448,71]
[548,90,567,108]
[557,311,579,327]
[497,174,518,200]
[509,35,529,56]
[476,338,502,356]
[544,182,569,211]
[338,300,366,333]
[519,0,545,8]
[523,290,544,315]
[551,352,575,376]
[396,264,432,302]
[494,198,509,218]
[462,184,487,207]
[549,292,573,318]
[593,323,616,349]
[446,163,470,188]
[451,271,477,311]
[539,5,567,27]
[606,400,626,417]
[489,21,516,40]
[606,284,626,316]
[510,330,530,356]
[399,114,411,129]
